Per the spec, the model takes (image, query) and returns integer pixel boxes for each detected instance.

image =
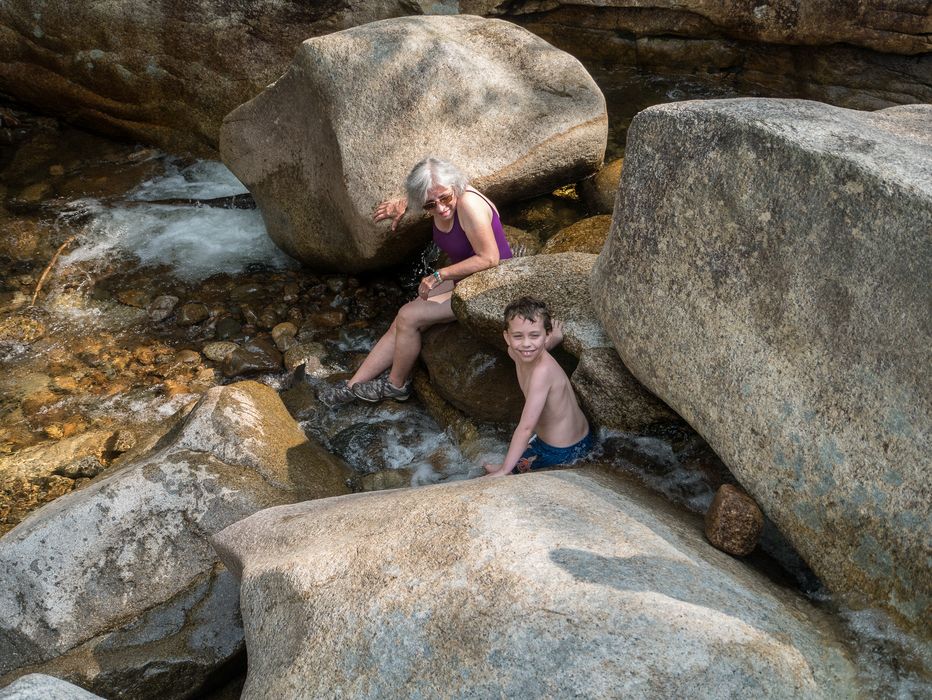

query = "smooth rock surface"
[578,157,623,214]
[211,467,860,698]
[221,15,606,271]
[0,381,351,698]
[0,674,102,699]
[591,98,932,638]
[541,214,612,254]
[453,253,676,430]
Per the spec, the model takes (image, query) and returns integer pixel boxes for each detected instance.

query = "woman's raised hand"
[373,196,408,231]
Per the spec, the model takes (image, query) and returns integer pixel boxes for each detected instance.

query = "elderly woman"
[320,157,513,405]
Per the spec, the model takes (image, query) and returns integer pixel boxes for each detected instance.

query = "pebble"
[115,289,151,309]
[0,314,45,345]
[308,310,346,328]
[271,322,298,352]
[147,294,179,322]
[176,302,209,326]
[56,455,104,479]
[283,341,327,373]
[176,349,201,364]
[704,484,764,556]
[202,341,239,362]
[214,316,242,340]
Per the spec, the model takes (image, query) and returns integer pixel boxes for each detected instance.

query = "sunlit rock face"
[211,468,861,698]
[0,381,351,699]
[479,0,932,109]
[591,99,932,640]
[220,15,607,271]
[0,1,417,155]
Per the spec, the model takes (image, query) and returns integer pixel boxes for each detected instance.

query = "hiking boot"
[317,379,357,407]
[351,375,412,403]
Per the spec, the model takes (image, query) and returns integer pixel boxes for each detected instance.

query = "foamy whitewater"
[61,158,296,282]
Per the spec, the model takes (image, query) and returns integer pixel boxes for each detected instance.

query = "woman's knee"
[395,301,421,330]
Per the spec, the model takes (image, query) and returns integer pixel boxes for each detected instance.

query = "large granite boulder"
[211,467,861,698]
[452,253,677,430]
[591,99,932,638]
[0,2,421,155]
[221,15,607,272]
[0,382,351,699]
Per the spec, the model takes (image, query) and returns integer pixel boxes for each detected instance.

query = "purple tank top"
[433,189,513,264]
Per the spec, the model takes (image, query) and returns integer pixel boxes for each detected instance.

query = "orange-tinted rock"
[704,484,764,556]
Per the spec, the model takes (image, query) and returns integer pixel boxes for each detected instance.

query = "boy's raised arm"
[484,370,551,477]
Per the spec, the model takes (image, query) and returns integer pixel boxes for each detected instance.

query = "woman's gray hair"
[405,157,468,207]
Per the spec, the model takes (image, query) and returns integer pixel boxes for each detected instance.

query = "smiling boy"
[483,297,593,477]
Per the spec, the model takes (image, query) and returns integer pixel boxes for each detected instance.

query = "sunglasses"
[423,192,454,211]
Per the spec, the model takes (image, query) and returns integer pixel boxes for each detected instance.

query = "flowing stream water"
[0,68,928,697]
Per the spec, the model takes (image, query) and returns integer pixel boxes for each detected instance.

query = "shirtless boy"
[484,297,593,477]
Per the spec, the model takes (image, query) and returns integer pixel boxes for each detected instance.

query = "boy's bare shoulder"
[532,351,568,384]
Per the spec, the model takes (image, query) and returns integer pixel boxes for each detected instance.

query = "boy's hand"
[373,197,407,231]
[546,319,564,350]
[483,462,507,476]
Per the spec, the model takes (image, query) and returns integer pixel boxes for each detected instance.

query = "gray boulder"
[591,98,932,639]
[221,15,606,271]
[0,381,351,699]
[0,674,102,699]
[211,467,860,698]
[452,253,677,430]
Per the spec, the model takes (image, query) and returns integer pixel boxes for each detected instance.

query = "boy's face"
[504,315,549,363]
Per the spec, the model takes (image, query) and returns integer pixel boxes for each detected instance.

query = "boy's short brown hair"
[503,296,552,333]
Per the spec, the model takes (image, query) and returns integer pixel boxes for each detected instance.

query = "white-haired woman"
[320,157,513,405]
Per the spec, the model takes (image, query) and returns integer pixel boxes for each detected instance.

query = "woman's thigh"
[399,285,456,328]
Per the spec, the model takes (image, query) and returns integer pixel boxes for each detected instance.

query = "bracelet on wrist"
[433,270,442,283]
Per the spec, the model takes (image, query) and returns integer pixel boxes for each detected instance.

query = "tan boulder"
[541,214,612,254]
[210,467,861,698]
[578,158,622,214]
[221,15,606,271]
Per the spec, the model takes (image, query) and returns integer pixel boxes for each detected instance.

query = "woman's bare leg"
[387,289,455,388]
[347,322,397,387]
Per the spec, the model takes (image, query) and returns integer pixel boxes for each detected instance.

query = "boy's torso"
[515,352,588,447]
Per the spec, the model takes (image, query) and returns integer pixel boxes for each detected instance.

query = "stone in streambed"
[0,314,45,346]
[578,157,622,215]
[0,382,351,698]
[221,15,606,271]
[214,316,242,340]
[203,341,240,363]
[221,337,282,377]
[114,289,150,309]
[176,302,209,326]
[705,484,764,556]
[541,214,611,254]
[210,467,861,698]
[590,99,932,638]
[420,323,523,424]
[271,322,297,352]
[147,294,179,322]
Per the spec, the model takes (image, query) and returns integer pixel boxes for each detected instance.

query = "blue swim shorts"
[512,430,595,474]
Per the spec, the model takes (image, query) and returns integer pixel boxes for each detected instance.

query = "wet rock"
[307,311,345,328]
[329,420,422,474]
[55,455,104,480]
[591,99,932,637]
[0,673,104,699]
[214,316,242,340]
[176,302,209,326]
[271,322,298,352]
[221,15,606,271]
[578,157,622,214]
[147,294,179,322]
[421,323,523,424]
[541,214,611,255]
[0,219,44,260]
[20,389,58,416]
[283,342,327,374]
[0,382,351,698]
[257,306,280,330]
[282,282,300,302]
[106,429,136,455]
[176,349,201,364]
[324,277,346,294]
[0,314,45,346]
[358,469,414,492]
[222,338,282,378]
[211,467,861,698]
[202,341,239,363]
[502,225,541,258]
[705,484,764,556]
[114,289,150,309]
[240,305,259,326]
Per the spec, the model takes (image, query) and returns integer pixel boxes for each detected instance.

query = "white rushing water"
[60,158,296,283]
